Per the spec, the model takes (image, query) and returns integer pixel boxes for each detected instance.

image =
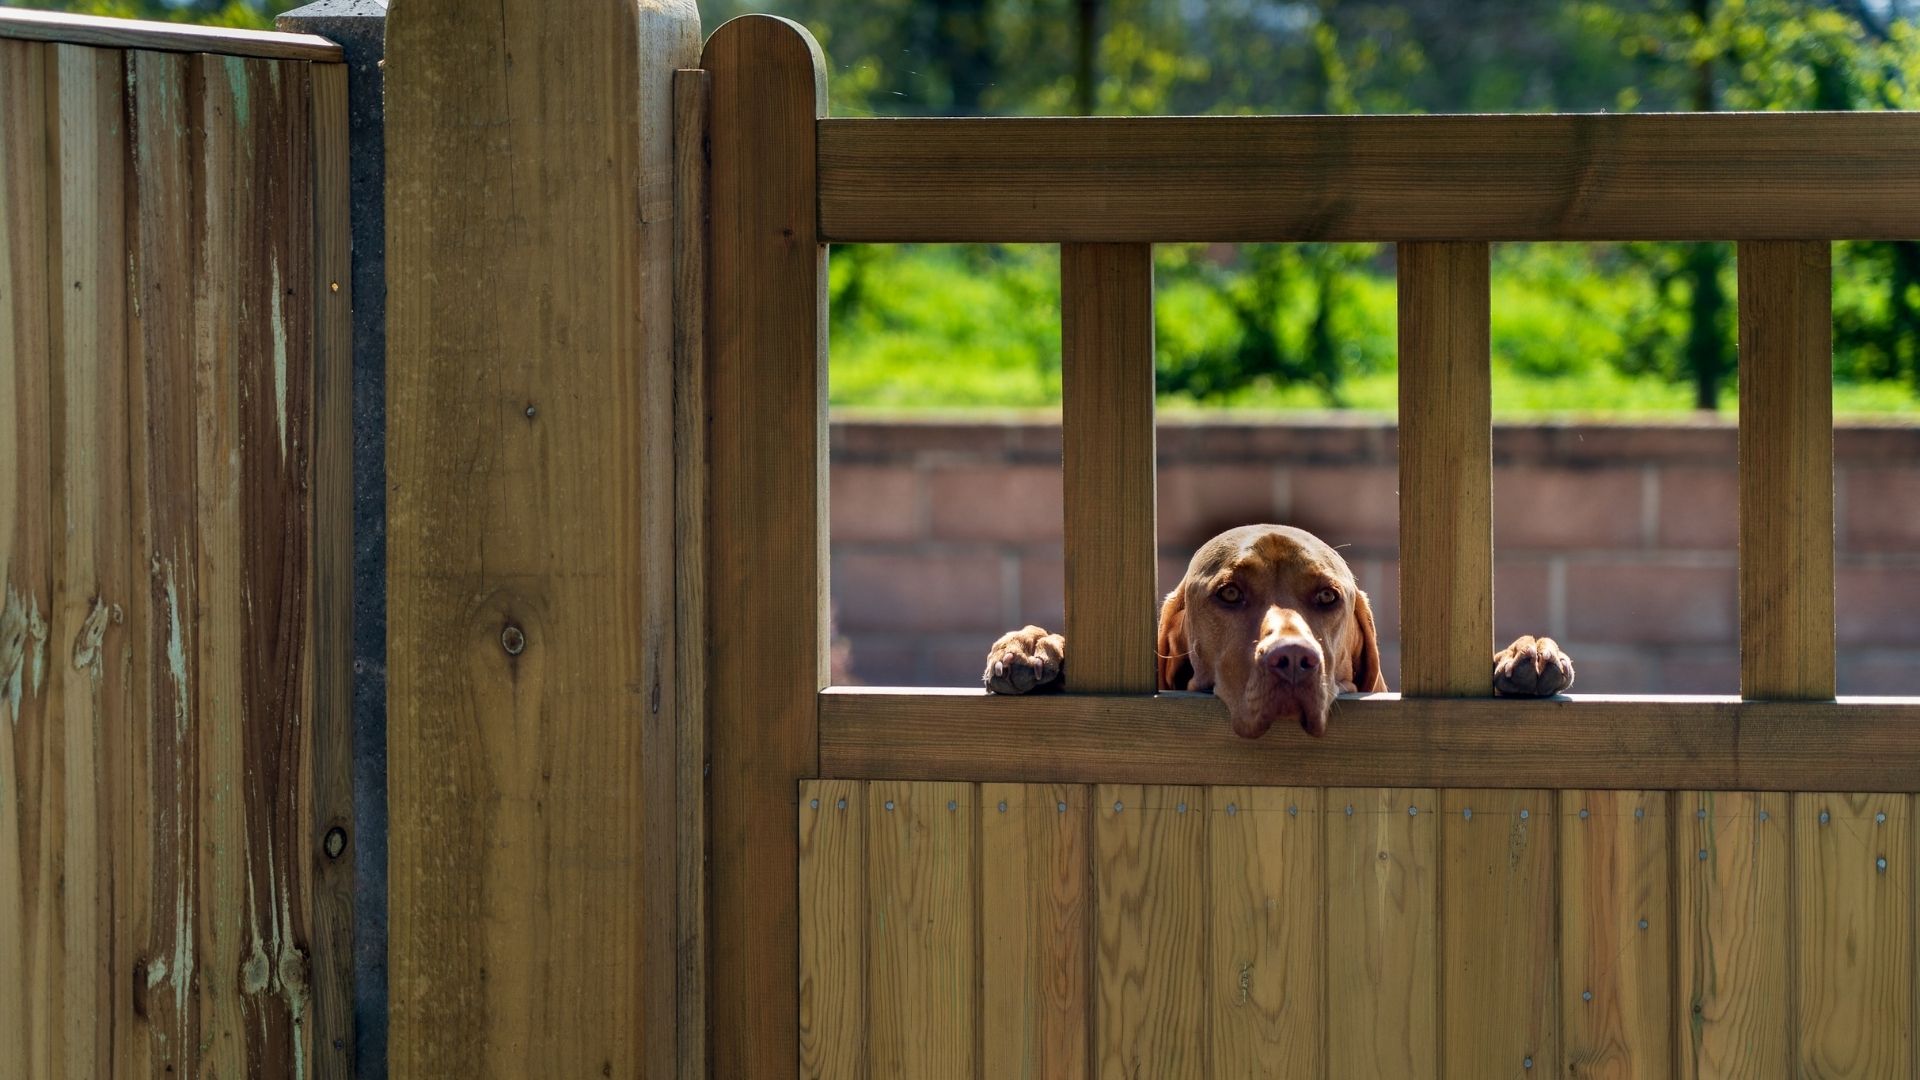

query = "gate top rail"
[0,6,341,62]
[818,112,1920,244]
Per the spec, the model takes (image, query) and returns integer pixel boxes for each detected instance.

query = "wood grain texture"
[0,8,339,61]
[1675,792,1789,1079]
[306,57,355,1080]
[1095,785,1208,1079]
[1326,787,1439,1080]
[980,782,1090,1080]
[818,688,1920,791]
[868,781,976,1080]
[1558,790,1671,1080]
[815,113,1920,243]
[672,65,711,1080]
[0,37,55,1080]
[798,780,864,1080]
[384,0,700,1073]
[49,44,130,1079]
[1736,241,1834,701]
[1792,793,1912,1077]
[1208,786,1321,1078]
[1398,242,1492,697]
[702,17,827,1080]
[1060,243,1157,693]
[1440,789,1558,1079]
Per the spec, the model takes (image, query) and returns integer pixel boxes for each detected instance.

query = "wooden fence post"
[384,0,700,1075]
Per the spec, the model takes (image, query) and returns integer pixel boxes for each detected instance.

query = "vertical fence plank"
[384,0,701,1073]
[128,46,199,1077]
[1327,787,1439,1080]
[701,17,826,1080]
[0,37,54,1080]
[1793,793,1912,1077]
[1209,786,1322,1077]
[1398,242,1493,697]
[1675,792,1789,1078]
[981,782,1090,1080]
[868,781,977,1080]
[672,65,712,1080]
[1559,790,1671,1079]
[49,43,130,1079]
[1440,789,1558,1079]
[799,780,865,1080]
[1736,241,1834,701]
[1095,785,1207,1079]
[1061,243,1157,693]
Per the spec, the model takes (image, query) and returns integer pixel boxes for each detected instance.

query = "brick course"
[828,417,1920,694]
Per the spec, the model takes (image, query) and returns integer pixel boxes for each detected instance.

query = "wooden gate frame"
[692,13,1920,1079]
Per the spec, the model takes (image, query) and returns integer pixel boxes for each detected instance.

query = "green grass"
[825,243,1920,419]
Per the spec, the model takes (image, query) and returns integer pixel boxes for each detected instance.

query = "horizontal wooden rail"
[817,113,1920,243]
[0,7,341,62]
[818,688,1920,791]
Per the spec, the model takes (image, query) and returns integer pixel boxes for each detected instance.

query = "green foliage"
[22,0,282,29]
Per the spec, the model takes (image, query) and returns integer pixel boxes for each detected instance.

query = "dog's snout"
[1259,638,1321,684]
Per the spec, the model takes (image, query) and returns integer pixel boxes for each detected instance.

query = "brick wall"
[829,417,1920,695]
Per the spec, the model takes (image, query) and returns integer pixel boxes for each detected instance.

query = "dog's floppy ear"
[1349,589,1387,692]
[1156,587,1193,691]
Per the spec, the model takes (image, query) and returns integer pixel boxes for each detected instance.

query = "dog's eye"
[1313,587,1341,607]
[1216,584,1243,605]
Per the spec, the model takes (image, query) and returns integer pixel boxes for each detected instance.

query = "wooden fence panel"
[1676,791,1790,1078]
[1208,786,1322,1077]
[1095,785,1208,1079]
[799,780,864,1080]
[980,782,1090,1080]
[1792,793,1913,1077]
[1326,787,1439,1080]
[869,781,977,1080]
[1558,790,1672,1080]
[1440,790,1559,1079]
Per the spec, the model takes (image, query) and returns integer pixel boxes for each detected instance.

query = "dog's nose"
[1259,638,1320,684]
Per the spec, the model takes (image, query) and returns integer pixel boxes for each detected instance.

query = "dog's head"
[1157,524,1384,739]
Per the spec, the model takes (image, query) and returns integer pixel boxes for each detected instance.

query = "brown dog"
[983,524,1573,738]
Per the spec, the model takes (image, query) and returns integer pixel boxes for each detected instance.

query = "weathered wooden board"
[798,780,863,1080]
[1558,790,1671,1080]
[1676,791,1790,1078]
[1326,788,1439,1080]
[868,781,976,1080]
[385,0,698,1073]
[1440,789,1558,1079]
[980,782,1089,1080]
[1095,785,1208,1079]
[1209,786,1322,1077]
[0,7,340,61]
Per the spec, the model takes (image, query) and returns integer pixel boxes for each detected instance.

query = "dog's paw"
[1494,635,1575,697]
[983,625,1066,694]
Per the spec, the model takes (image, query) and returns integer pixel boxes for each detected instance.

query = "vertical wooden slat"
[0,36,54,1080]
[1208,786,1322,1078]
[868,781,976,1080]
[1061,242,1157,694]
[1440,789,1557,1079]
[190,53,251,1079]
[1558,790,1671,1079]
[671,65,711,1080]
[1675,791,1789,1078]
[701,18,826,1080]
[1736,241,1834,701]
[1397,242,1492,697]
[49,43,130,1079]
[980,782,1090,1080]
[128,46,199,1077]
[306,56,355,1080]
[384,0,701,1072]
[1792,793,1912,1076]
[1094,784,1207,1079]
[799,780,865,1080]
[1326,787,1439,1080]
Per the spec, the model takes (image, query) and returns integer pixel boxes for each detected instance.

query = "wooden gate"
[695,14,1920,1079]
